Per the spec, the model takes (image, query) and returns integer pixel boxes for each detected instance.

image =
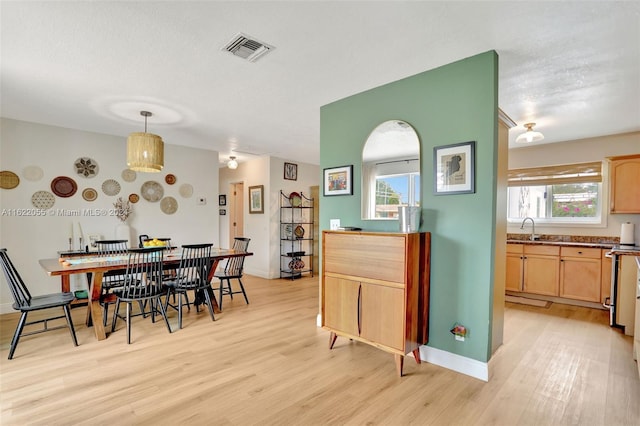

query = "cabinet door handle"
[357,284,362,336]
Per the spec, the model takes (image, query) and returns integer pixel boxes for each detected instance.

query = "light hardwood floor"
[1,275,638,425]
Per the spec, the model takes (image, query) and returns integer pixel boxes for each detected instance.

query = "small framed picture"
[323,165,353,196]
[248,185,264,214]
[219,194,227,206]
[219,209,226,215]
[284,162,297,181]
[433,141,476,195]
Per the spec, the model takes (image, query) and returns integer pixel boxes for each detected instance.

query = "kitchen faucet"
[520,217,538,241]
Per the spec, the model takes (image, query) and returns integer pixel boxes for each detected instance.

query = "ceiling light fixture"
[515,122,544,144]
[127,111,164,172]
[227,156,238,169]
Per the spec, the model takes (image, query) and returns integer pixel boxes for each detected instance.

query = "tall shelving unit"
[280,190,314,279]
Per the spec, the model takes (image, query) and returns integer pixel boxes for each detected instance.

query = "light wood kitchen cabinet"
[608,154,640,214]
[322,230,430,376]
[560,247,601,302]
[506,244,524,292]
[523,245,560,296]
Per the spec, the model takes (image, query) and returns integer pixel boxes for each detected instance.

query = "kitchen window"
[507,161,603,224]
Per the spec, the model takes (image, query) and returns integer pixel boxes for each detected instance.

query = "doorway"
[228,182,244,247]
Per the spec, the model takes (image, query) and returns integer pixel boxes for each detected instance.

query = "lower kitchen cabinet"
[506,244,523,292]
[560,247,601,302]
[523,245,560,296]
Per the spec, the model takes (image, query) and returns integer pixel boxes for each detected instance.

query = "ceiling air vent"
[222,33,274,62]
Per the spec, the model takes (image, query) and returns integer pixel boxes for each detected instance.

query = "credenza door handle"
[357,283,362,335]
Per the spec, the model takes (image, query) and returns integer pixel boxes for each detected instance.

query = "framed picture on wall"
[219,194,226,206]
[248,185,264,214]
[323,165,353,196]
[284,162,298,181]
[433,141,475,195]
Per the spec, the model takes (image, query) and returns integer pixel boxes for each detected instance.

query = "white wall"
[0,118,219,313]
[219,156,320,279]
[508,131,640,241]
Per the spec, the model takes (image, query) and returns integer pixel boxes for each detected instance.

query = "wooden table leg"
[85,270,107,340]
[207,259,222,314]
[61,275,71,293]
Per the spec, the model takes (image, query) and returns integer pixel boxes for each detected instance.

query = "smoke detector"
[222,33,274,62]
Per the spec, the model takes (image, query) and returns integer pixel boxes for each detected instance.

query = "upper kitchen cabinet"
[608,154,640,213]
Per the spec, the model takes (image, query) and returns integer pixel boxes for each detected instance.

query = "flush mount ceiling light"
[127,111,164,172]
[515,122,545,144]
[227,156,238,169]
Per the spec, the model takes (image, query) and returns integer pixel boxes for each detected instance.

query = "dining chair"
[164,243,215,329]
[0,248,78,359]
[214,237,251,310]
[93,240,130,326]
[110,247,172,343]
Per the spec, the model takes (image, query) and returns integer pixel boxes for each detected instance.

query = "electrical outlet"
[455,335,465,342]
[197,197,207,205]
[330,219,340,230]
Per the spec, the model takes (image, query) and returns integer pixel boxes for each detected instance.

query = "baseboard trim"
[420,346,489,382]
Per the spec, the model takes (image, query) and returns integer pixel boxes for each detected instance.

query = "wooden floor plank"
[1,275,638,425]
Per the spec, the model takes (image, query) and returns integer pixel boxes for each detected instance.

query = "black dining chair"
[111,247,172,343]
[164,243,215,329]
[214,237,251,310]
[0,248,78,359]
[93,240,130,326]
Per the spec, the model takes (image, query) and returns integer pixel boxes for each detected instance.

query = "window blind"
[507,161,602,187]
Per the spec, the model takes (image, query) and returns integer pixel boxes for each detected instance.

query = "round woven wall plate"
[51,176,78,197]
[32,191,55,209]
[165,174,176,185]
[0,171,20,189]
[22,165,44,182]
[82,188,98,202]
[178,183,193,198]
[74,157,99,178]
[160,196,178,214]
[141,181,164,202]
[102,179,121,196]
[128,193,140,203]
[121,169,136,182]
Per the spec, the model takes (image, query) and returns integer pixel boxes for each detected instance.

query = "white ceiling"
[2,1,639,167]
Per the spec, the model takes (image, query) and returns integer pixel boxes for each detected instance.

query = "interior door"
[229,182,244,246]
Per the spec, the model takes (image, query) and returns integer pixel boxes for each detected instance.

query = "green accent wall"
[320,51,499,362]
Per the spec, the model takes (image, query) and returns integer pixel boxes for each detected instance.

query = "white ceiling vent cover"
[222,33,274,62]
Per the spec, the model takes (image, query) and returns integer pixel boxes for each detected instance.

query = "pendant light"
[127,111,164,172]
[515,122,545,144]
[227,156,238,169]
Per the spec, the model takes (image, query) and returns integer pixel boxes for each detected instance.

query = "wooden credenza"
[321,230,431,376]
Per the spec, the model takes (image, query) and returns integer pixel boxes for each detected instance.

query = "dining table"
[39,247,253,341]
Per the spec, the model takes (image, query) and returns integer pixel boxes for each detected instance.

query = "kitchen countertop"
[506,239,616,249]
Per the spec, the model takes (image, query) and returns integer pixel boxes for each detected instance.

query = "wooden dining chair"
[164,243,215,329]
[0,248,78,359]
[110,247,172,343]
[214,237,251,310]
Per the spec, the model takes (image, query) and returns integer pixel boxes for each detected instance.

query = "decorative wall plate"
[141,181,164,202]
[160,196,178,214]
[121,169,136,182]
[22,165,44,182]
[128,193,140,203]
[0,171,20,189]
[82,188,98,202]
[51,176,78,197]
[294,225,305,239]
[179,183,193,198]
[165,174,176,185]
[289,192,302,207]
[74,157,99,178]
[32,190,55,209]
[101,179,121,196]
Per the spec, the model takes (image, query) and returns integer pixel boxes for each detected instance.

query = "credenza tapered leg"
[412,348,421,364]
[329,331,338,349]
[395,354,404,376]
